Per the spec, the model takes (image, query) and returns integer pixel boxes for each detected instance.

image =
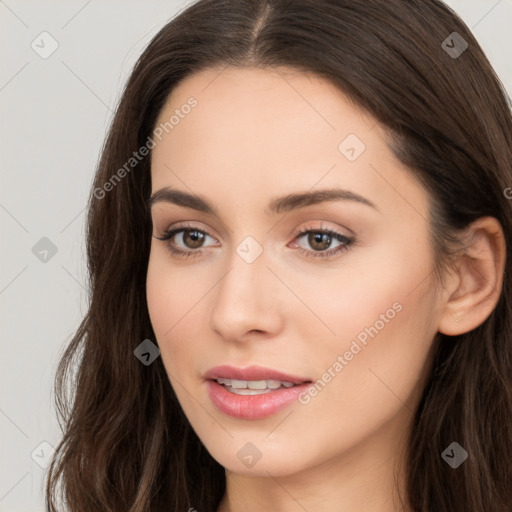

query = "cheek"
[146,249,201,336]
[146,250,211,372]
[298,237,436,400]
[290,231,432,339]
[146,254,171,338]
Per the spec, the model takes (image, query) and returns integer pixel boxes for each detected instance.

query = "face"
[146,66,443,477]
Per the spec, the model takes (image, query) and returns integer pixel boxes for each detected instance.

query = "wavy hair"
[46,0,512,510]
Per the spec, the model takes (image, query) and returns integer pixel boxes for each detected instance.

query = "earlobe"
[437,216,506,336]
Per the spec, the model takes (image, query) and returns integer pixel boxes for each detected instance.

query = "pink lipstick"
[204,365,313,420]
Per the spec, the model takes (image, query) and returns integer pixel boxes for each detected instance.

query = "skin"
[146,65,506,511]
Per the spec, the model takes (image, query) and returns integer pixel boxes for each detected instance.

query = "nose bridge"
[209,236,281,339]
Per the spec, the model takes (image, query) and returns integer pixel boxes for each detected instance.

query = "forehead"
[154,65,375,150]
[149,65,428,222]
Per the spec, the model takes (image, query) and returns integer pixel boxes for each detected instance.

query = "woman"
[46,0,512,510]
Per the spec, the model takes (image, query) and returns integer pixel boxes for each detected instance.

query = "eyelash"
[155,222,355,260]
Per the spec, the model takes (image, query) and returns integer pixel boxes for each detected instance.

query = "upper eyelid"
[160,222,219,240]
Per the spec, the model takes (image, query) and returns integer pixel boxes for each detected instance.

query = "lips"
[204,365,313,420]
[203,365,311,385]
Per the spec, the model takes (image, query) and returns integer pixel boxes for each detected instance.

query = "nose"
[208,245,284,343]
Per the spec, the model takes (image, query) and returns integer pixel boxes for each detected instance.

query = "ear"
[437,216,507,336]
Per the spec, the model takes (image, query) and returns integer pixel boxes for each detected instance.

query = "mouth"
[214,377,300,395]
[203,365,313,419]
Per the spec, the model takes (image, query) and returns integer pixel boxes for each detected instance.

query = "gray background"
[1,1,511,510]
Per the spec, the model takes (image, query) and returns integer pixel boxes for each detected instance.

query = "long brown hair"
[45,1,512,510]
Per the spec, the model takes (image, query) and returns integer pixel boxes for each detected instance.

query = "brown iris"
[182,230,205,249]
[308,232,332,251]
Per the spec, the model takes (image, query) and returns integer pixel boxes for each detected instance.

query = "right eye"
[156,224,218,258]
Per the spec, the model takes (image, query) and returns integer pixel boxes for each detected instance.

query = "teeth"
[248,380,268,390]
[267,379,282,389]
[215,378,297,390]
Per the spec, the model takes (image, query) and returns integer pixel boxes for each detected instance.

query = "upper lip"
[204,365,312,384]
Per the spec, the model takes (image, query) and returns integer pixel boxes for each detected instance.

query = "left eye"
[295,230,348,251]
[291,228,354,259]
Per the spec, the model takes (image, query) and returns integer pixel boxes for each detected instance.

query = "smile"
[216,378,296,394]
[204,365,313,419]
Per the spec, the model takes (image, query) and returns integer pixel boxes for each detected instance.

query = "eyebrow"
[147,186,378,215]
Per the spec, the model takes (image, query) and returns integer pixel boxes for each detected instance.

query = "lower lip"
[206,380,311,420]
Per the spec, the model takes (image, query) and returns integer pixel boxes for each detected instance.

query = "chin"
[202,437,315,477]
